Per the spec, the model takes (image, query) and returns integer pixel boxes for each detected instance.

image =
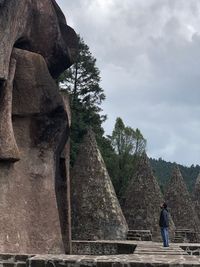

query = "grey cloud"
[57,0,200,165]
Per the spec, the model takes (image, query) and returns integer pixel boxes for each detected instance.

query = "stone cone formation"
[165,165,200,235]
[0,0,77,254]
[193,172,200,221]
[122,153,175,241]
[71,129,128,240]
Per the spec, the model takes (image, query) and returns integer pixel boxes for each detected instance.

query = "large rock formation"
[0,0,77,162]
[71,129,128,240]
[194,172,200,221]
[165,166,200,235]
[0,0,77,254]
[122,154,175,241]
[0,0,77,81]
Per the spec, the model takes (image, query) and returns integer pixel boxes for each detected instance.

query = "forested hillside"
[150,158,200,193]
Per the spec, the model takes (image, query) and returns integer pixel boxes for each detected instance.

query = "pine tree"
[59,35,105,112]
[58,35,106,164]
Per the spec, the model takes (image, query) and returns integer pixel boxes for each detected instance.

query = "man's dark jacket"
[159,208,169,227]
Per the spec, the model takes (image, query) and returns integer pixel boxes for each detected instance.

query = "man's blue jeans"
[161,227,169,247]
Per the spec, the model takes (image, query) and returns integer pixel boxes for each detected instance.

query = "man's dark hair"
[163,202,167,209]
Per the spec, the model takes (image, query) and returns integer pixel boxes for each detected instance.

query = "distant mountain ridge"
[149,158,200,193]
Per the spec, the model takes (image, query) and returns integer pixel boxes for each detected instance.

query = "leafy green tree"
[135,128,147,155]
[110,117,146,199]
[58,35,106,165]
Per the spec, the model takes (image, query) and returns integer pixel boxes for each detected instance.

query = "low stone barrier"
[174,229,199,243]
[72,241,136,255]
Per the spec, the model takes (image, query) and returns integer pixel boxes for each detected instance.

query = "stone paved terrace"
[28,241,200,267]
[0,241,200,267]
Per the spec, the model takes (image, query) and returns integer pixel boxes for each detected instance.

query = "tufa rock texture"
[165,166,200,236]
[0,0,77,162]
[0,48,70,253]
[194,172,200,221]
[56,93,72,253]
[122,154,175,241]
[0,0,77,81]
[71,129,128,240]
[0,0,77,253]
[0,58,20,161]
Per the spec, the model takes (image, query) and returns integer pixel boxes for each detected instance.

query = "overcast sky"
[57,0,200,166]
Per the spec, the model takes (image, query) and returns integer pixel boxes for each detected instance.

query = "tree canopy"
[59,35,105,113]
[109,117,146,200]
[58,35,106,164]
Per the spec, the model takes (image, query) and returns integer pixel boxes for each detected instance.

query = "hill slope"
[149,158,200,193]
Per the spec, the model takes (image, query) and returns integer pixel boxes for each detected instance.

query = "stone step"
[128,230,151,234]
[127,229,152,241]
[127,232,151,236]
[174,239,185,242]
[135,251,188,255]
[175,229,194,232]
[173,229,199,243]
[127,234,152,238]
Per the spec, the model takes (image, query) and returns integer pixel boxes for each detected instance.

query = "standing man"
[159,202,169,247]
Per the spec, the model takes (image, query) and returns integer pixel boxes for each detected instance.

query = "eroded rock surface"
[0,48,71,253]
[71,129,128,240]
[122,154,175,241]
[0,0,77,162]
[0,0,78,251]
[0,0,77,81]
[0,58,19,161]
[194,172,200,221]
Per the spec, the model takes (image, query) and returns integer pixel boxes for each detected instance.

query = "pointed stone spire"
[194,172,200,199]
[165,165,200,233]
[194,172,200,221]
[71,129,128,240]
[122,153,175,240]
